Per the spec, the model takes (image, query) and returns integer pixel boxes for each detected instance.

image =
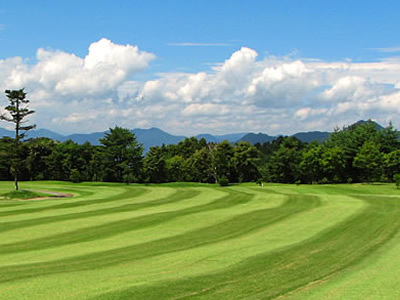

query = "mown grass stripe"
[0,189,202,253]
[0,187,244,253]
[0,193,319,283]
[0,188,196,235]
[93,195,400,300]
[0,186,150,217]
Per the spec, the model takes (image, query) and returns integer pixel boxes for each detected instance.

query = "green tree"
[299,143,323,184]
[353,141,383,182]
[0,137,14,180]
[233,141,260,182]
[166,155,187,182]
[144,146,167,183]
[320,146,346,183]
[176,137,207,159]
[214,140,236,182]
[383,150,400,182]
[99,127,143,182]
[266,137,303,183]
[326,120,379,182]
[186,148,214,183]
[47,140,92,181]
[26,137,56,180]
[0,89,35,190]
[377,122,400,154]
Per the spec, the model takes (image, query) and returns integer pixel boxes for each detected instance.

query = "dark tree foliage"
[233,142,260,182]
[265,137,304,183]
[26,137,56,180]
[259,120,400,184]
[144,146,167,183]
[214,141,236,182]
[99,127,143,182]
[1,119,400,185]
[186,148,214,183]
[166,155,187,182]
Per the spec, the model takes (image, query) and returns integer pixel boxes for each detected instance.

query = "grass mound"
[1,190,50,200]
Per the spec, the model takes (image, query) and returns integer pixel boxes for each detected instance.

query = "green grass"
[0,189,52,200]
[0,181,399,299]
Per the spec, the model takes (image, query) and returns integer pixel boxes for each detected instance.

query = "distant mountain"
[0,128,67,140]
[350,119,384,131]
[65,131,108,145]
[292,131,331,143]
[0,120,393,151]
[0,128,13,138]
[132,127,186,150]
[216,133,250,142]
[27,129,66,141]
[239,133,277,144]
[238,131,331,145]
[196,132,249,143]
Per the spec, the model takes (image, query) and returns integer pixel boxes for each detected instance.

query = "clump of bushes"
[69,169,82,183]
[394,174,400,189]
[218,176,229,187]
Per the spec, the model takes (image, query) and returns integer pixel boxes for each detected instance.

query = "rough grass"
[0,181,399,299]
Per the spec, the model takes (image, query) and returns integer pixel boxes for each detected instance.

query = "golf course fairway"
[0,181,400,299]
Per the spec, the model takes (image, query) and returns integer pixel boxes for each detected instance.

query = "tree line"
[0,127,260,184]
[1,120,399,186]
[256,121,400,184]
[1,89,400,186]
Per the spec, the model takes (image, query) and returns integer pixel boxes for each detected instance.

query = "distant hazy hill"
[0,120,392,151]
[292,131,331,143]
[349,119,384,131]
[196,132,249,143]
[239,133,277,144]
[132,127,186,150]
[65,131,108,145]
[0,128,13,138]
[239,131,331,144]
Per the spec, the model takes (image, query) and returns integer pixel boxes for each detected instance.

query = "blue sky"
[1,1,400,135]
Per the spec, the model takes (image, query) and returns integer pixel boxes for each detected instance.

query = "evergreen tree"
[144,146,167,183]
[353,141,383,182]
[0,89,35,190]
[99,127,143,182]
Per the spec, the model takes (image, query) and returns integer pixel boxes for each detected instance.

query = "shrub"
[123,174,135,185]
[69,169,81,183]
[319,177,329,184]
[394,174,400,189]
[219,176,229,187]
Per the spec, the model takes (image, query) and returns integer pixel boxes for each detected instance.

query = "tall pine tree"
[0,89,36,190]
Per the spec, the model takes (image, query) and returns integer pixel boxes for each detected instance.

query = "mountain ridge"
[0,120,388,151]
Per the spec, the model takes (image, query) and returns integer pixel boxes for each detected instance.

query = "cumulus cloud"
[2,40,400,135]
[183,103,230,116]
[1,38,155,99]
[319,76,384,102]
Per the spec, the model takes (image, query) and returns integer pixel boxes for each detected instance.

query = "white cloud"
[295,107,328,120]
[373,46,400,53]
[2,38,155,98]
[319,76,382,102]
[183,103,230,116]
[2,41,400,136]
